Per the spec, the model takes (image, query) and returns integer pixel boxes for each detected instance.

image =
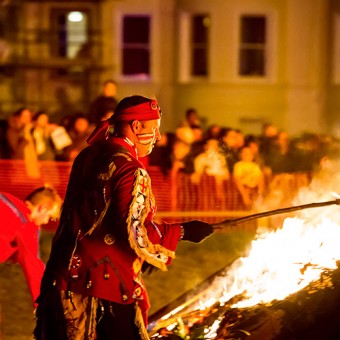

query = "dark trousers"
[34,287,142,340]
[97,300,141,340]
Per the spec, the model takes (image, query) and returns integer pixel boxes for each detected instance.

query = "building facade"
[0,0,338,136]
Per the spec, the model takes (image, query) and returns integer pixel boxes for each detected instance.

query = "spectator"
[148,132,175,175]
[31,111,58,160]
[258,122,278,165]
[171,139,192,175]
[175,125,195,146]
[244,134,271,177]
[191,138,230,185]
[233,145,265,210]
[235,129,245,150]
[88,79,118,125]
[175,108,204,147]
[219,127,240,173]
[0,186,62,306]
[60,113,95,161]
[288,132,324,172]
[263,130,291,173]
[182,108,202,129]
[205,124,222,140]
[6,107,40,177]
[244,135,265,166]
[173,125,204,175]
[6,107,34,159]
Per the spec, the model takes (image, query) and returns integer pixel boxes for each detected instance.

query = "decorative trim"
[134,302,150,340]
[127,168,175,271]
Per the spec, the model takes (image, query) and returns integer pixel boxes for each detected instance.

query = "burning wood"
[217,265,340,339]
[148,205,340,339]
[149,265,340,339]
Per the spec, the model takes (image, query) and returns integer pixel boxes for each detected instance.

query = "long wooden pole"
[212,199,340,229]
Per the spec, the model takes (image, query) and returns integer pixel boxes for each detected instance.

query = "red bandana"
[111,99,161,122]
[87,99,161,145]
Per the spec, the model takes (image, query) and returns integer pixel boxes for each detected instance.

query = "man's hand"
[181,220,214,243]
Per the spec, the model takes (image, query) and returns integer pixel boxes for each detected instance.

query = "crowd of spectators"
[0,85,338,208]
[0,79,118,163]
[149,110,336,173]
[147,109,339,208]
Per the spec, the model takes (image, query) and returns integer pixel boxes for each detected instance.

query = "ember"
[148,205,340,339]
[149,256,340,340]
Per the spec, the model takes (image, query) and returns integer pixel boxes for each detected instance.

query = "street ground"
[0,228,255,339]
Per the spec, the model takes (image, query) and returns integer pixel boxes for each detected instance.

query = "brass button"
[104,234,115,245]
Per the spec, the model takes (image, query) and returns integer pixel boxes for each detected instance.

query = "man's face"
[103,82,117,97]
[20,109,32,125]
[31,201,61,226]
[134,119,161,157]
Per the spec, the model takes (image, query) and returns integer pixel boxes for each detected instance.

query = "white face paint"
[136,131,156,145]
[135,119,161,157]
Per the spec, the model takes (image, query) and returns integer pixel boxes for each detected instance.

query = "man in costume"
[34,95,214,340]
[0,186,62,306]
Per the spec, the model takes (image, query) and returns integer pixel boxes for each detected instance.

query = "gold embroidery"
[134,287,142,297]
[85,198,111,236]
[134,302,150,340]
[98,152,132,181]
[113,152,132,161]
[133,258,142,274]
[103,234,115,245]
[98,161,116,180]
[127,168,175,272]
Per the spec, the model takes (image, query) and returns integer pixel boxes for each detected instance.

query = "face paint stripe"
[137,133,155,145]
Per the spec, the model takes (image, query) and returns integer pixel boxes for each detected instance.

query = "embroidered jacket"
[0,192,45,305]
[42,136,182,337]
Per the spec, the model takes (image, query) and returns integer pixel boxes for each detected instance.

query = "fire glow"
[153,202,340,338]
[216,216,340,309]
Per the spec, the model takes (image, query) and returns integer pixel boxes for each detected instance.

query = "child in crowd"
[233,145,264,209]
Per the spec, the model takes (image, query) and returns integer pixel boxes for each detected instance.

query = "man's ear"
[131,120,141,133]
[25,200,34,212]
[25,200,41,219]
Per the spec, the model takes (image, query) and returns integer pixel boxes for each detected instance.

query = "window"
[332,14,340,84]
[191,14,210,76]
[122,15,150,77]
[51,10,89,59]
[239,15,266,76]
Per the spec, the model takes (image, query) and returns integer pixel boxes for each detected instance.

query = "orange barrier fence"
[0,160,312,227]
[0,160,72,202]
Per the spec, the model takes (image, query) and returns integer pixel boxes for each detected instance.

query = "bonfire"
[148,164,340,339]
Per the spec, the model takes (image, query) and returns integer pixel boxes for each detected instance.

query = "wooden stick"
[212,199,340,229]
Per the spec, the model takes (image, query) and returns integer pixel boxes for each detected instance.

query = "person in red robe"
[34,95,214,340]
[0,186,61,306]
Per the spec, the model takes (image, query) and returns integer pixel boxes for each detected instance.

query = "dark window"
[122,16,150,76]
[191,14,209,76]
[239,16,266,76]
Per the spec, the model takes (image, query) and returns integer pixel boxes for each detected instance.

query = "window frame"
[50,8,91,60]
[121,15,151,78]
[178,11,211,83]
[332,13,340,84]
[114,12,154,82]
[239,15,267,77]
[190,13,210,77]
[232,10,277,83]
